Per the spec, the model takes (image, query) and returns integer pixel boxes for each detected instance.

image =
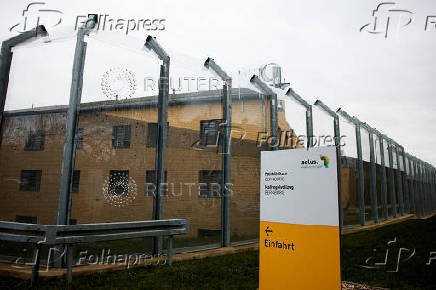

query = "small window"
[75,128,83,149]
[112,125,131,149]
[109,170,129,196]
[20,170,42,192]
[72,170,80,193]
[16,215,37,224]
[24,130,45,151]
[200,120,222,146]
[147,122,169,148]
[145,170,167,196]
[198,170,222,198]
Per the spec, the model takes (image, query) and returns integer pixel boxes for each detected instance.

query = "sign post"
[260,146,341,289]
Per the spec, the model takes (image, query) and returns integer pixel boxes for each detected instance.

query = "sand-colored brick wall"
[0,97,292,239]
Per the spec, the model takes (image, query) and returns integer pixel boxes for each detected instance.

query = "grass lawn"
[0,216,435,289]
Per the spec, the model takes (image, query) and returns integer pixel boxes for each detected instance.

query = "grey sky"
[1,0,435,165]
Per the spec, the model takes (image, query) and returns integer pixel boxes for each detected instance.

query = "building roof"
[5,88,261,117]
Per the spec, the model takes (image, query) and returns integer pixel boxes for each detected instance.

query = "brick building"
[0,88,292,240]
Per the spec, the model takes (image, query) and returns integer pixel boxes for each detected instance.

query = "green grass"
[0,251,259,290]
[341,216,436,289]
[0,216,435,289]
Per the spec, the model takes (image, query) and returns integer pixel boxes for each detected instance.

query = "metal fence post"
[250,75,278,150]
[306,106,314,148]
[393,144,404,215]
[377,133,388,219]
[145,36,170,254]
[204,58,232,247]
[56,16,97,268]
[417,158,423,217]
[406,154,416,214]
[313,100,343,228]
[0,26,47,141]
[400,147,410,214]
[363,124,378,222]
[424,163,430,215]
[431,166,436,212]
[415,158,423,218]
[167,235,173,265]
[336,109,365,225]
[355,123,366,225]
[286,89,313,148]
[386,140,397,218]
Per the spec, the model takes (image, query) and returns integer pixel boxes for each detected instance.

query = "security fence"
[0,18,435,267]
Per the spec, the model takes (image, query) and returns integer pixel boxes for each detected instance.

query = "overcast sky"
[1,0,435,165]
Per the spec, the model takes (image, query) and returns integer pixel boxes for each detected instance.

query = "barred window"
[20,170,42,192]
[198,170,222,198]
[200,119,222,146]
[24,130,45,151]
[112,125,131,149]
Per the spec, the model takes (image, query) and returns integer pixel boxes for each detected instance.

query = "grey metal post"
[31,244,41,286]
[433,167,436,212]
[427,165,431,213]
[406,154,416,214]
[286,88,313,148]
[313,100,343,228]
[0,25,47,150]
[432,167,436,212]
[418,159,424,216]
[57,16,97,228]
[145,36,170,254]
[415,158,420,214]
[376,132,388,219]
[386,139,397,218]
[167,235,173,265]
[66,244,73,283]
[336,109,365,225]
[400,147,410,213]
[204,58,232,247]
[393,144,404,215]
[355,123,366,225]
[414,158,422,218]
[421,161,426,216]
[250,75,278,150]
[362,124,378,222]
[423,162,429,215]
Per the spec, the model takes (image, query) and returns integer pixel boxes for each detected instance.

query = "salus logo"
[320,155,330,168]
[300,159,322,169]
